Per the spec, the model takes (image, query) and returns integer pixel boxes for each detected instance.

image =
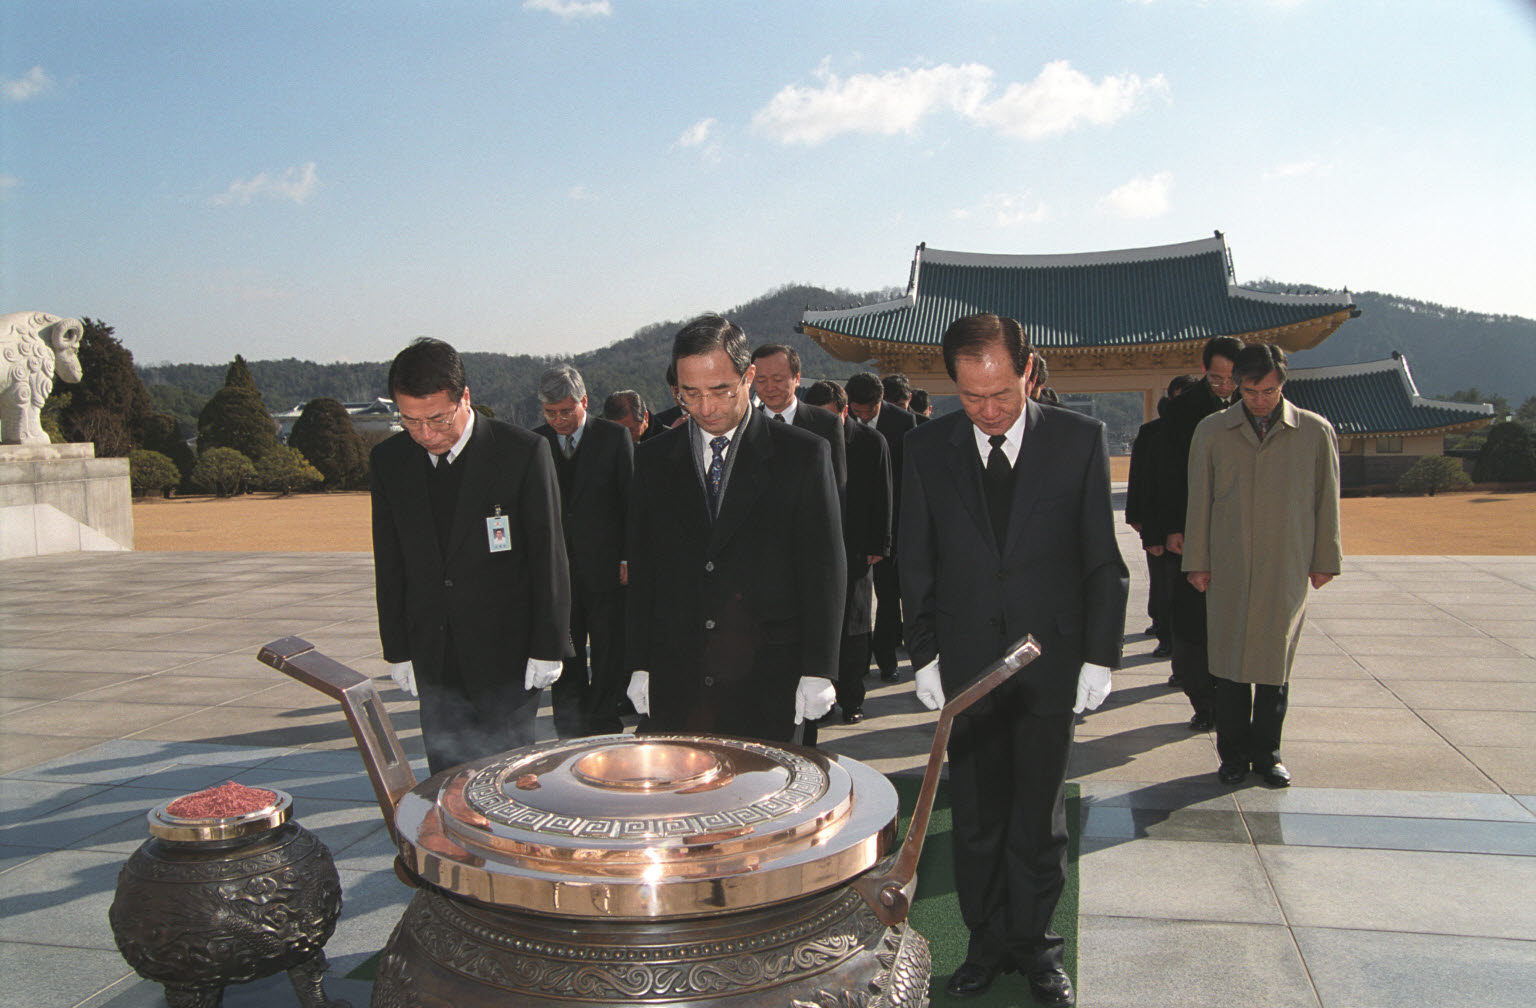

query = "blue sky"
[3,0,1533,366]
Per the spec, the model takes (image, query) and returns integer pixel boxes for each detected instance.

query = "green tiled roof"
[1287,356,1495,435]
[800,236,1357,348]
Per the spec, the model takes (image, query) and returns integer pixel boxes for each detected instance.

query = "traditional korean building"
[799,232,1359,418]
[1286,354,1494,485]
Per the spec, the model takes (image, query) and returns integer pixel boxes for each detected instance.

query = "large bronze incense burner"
[257,634,1039,1007]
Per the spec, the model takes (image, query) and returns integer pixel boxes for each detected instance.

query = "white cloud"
[677,118,716,148]
[752,59,1166,145]
[523,0,612,19]
[1096,171,1173,218]
[956,192,1049,227]
[208,162,319,207]
[753,61,993,145]
[1263,158,1329,181]
[3,66,53,102]
[568,184,595,201]
[976,61,1169,140]
[0,175,19,198]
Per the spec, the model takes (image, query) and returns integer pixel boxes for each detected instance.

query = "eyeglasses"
[1240,385,1283,400]
[1207,374,1237,390]
[399,400,462,431]
[677,381,745,408]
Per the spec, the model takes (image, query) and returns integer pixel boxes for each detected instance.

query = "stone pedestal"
[0,443,133,559]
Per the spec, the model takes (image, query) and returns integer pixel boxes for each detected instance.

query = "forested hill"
[139,283,897,429]
[139,281,1533,432]
[1258,283,1535,400]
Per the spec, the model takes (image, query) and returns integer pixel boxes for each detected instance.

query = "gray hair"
[537,364,586,404]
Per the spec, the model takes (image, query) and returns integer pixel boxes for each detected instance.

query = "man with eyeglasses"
[371,338,571,775]
[624,314,845,743]
[1149,335,1244,731]
[1183,344,1341,788]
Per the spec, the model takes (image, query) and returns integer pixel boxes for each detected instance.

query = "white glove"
[627,670,650,715]
[388,661,417,697]
[1073,663,1113,713]
[525,658,562,691]
[794,676,837,724]
[914,659,945,711]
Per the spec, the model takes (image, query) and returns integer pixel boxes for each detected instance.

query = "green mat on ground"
[348,775,1081,1003]
[892,774,1080,1006]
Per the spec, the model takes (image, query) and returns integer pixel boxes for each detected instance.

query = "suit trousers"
[1170,576,1216,716]
[553,586,626,737]
[947,686,1074,975]
[871,558,902,674]
[1146,550,1178,646]
[1214,678,1288,770]
[420,638,537,776]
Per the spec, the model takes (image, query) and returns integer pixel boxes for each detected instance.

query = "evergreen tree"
[45,317,154,457]
[139,412,196,483]
[1472,422,1536,482]
[191,447,256,497]
[254,445,323,495]
[129,449,181,497]
[197,355,281,460]
[288,398,368,490]
[1396,456,1471,496]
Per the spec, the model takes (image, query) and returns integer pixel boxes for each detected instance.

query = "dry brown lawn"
[133,478,1536,556]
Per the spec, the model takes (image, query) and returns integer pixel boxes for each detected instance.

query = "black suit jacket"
[900,401,1128,712]
[642,403,686,440]
[534,415,633,594]
[841,414,892,633]
[371,415,571,693]
[873,403,919,546]
[626,412,846,741]
[769,401,848,505]
[1151,379,1227,542]
[1125,416,1164,548]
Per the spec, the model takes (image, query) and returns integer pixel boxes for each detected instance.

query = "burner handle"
[257,636,419,845]
[851,635,1041,925]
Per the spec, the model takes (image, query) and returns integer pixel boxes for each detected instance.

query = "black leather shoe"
[842,708,864,724]
[1152,644,1172,658]
[1026,967,1075,1006]
[1218,763,1247,785]
[945,962,997,998]
[1188,711,1214,731]
[1256,763,1291,787]
[879,669,900,683]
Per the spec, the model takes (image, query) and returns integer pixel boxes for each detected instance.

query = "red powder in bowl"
[166,781,278,819]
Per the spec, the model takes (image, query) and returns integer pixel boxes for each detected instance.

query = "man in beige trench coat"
[1183,343,1342,787]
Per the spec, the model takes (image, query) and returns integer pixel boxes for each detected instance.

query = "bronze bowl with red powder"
[109,782,350,1008]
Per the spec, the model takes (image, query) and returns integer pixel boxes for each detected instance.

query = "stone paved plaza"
[1,513,1533,1007]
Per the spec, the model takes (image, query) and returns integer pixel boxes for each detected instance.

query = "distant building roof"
[800,234,1358,355]
[1287,354,1495,436]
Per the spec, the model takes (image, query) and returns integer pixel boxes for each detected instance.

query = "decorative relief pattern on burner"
[461,740,829,837]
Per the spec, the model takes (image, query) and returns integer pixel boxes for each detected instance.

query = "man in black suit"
[750,343,847,502]
[371,338,571,776]
[601,388,649,444]
[625,314,845,743]
[847,371,918,683]
[901,314,1127,1005]
[1126,374,1202,662]
[1149,336,1244,731]
[804,379,891,726]
[534,364,633,737]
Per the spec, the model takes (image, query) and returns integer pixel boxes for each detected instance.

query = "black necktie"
[984,434,1011,550]
[774,413,786,422]
[564,434,576,457]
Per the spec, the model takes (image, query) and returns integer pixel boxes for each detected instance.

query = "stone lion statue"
[0,311,85,445]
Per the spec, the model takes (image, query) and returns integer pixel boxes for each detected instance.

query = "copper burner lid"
[147,789,292,843]
[393,735,897,919]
